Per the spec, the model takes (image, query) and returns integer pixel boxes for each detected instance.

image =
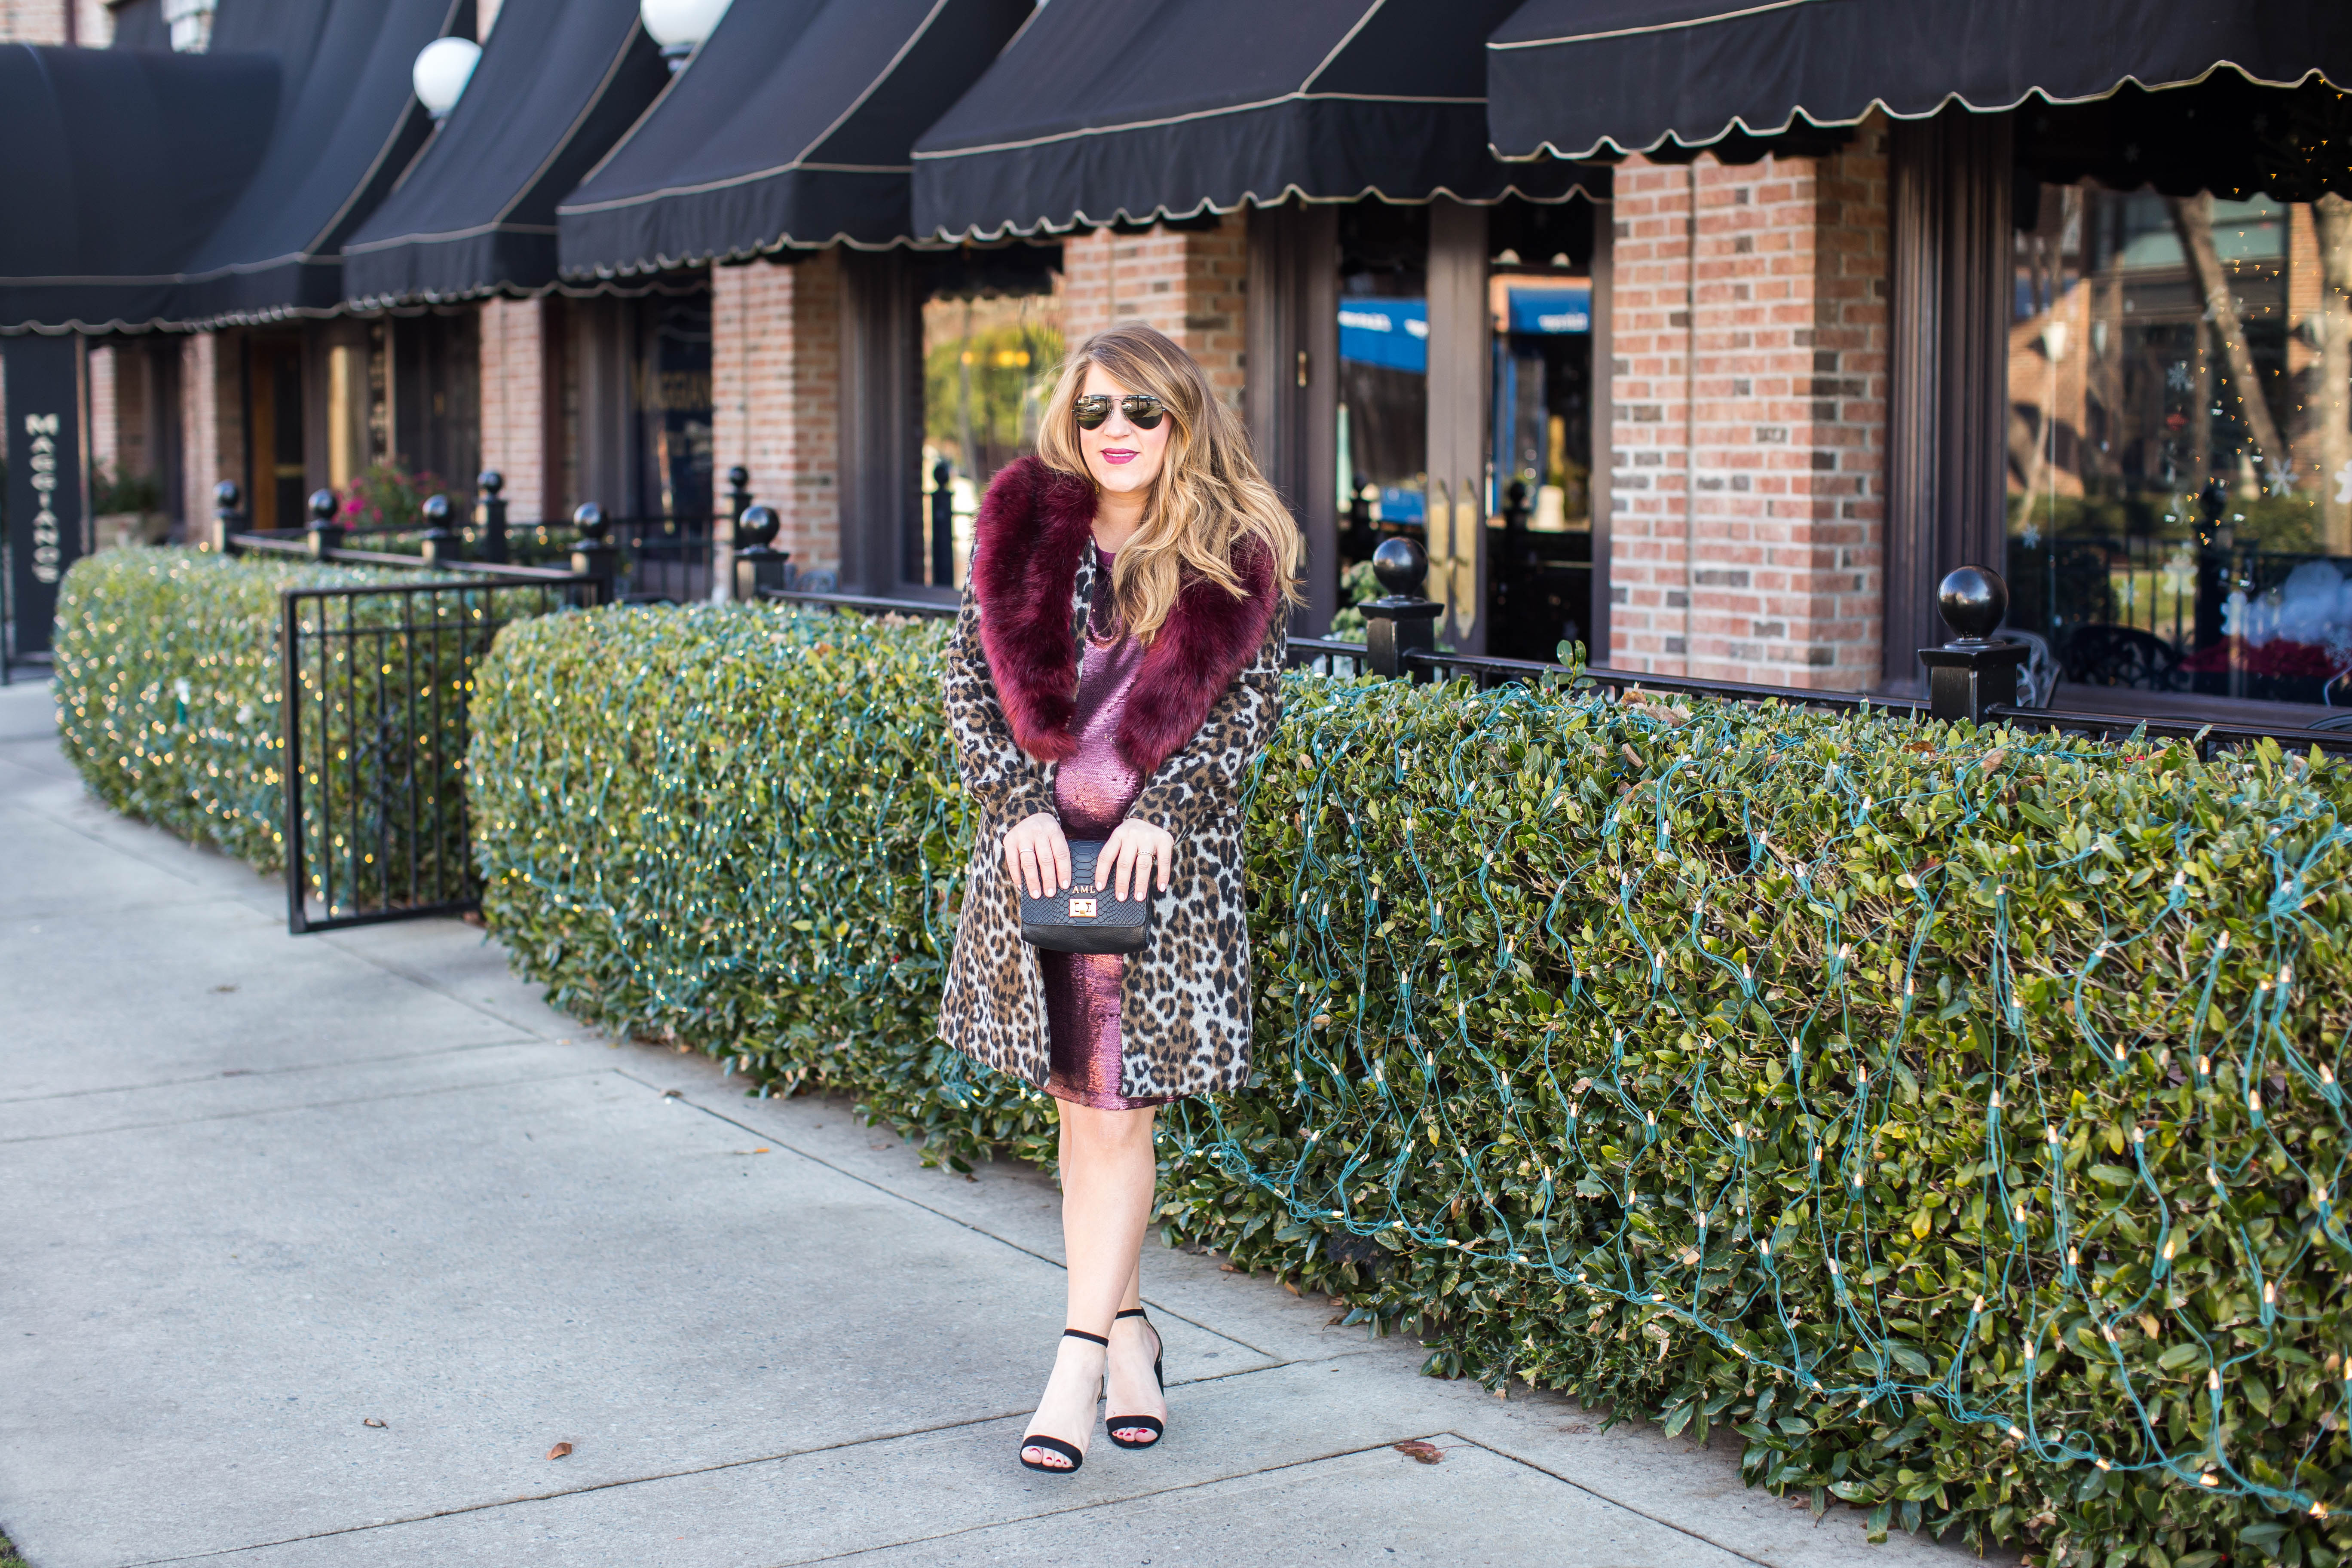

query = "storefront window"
[2007,88,2352,710]
[912,245,1064,589]
[1336,205,1429,567]
[1485,197,1597,662]
[634,294,714,522]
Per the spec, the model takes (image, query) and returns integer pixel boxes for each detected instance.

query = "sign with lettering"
[4,335,84,657]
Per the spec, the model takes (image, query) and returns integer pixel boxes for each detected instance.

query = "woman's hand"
[1002,813,1071,899]
[1101,818,1176,903]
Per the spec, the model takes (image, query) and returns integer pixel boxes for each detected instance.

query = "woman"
[938,323,1297,1474]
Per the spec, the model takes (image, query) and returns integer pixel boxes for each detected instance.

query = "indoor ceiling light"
[640,0,733,70]
[412,37,483,122]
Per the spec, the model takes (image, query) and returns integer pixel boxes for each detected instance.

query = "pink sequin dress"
[1041,548,1175,1112]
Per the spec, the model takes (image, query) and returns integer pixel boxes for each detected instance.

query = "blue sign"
[1506,285,1591,335]
[1338,298,1427,374]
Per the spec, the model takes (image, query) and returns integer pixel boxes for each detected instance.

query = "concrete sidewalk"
[0,675,1999,1568]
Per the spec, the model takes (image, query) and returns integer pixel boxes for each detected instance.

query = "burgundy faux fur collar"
[971,455,1277,779]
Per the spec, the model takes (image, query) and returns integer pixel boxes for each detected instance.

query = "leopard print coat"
[937,457,1286,1100]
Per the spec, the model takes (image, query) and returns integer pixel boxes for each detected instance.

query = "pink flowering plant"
[337,463,443,532]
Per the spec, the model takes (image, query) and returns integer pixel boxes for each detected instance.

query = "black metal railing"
[759,536,2352,762]
[279,573,598,934]
[216,475,717,605]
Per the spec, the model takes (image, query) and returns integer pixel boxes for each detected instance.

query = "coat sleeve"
[1124,607,1287,842]
[942,587,1058,827]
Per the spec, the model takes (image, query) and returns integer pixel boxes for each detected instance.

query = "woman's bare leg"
[1021,1102,1160,1468]
[1104,1255,1165,1444]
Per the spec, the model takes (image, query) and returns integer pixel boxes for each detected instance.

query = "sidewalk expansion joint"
[0,1038,550,1106]
[1442,1430,1785,1568]
[0,1068,609,1146]
[113,1407,1111,1566]
[624,1072,1284,1364]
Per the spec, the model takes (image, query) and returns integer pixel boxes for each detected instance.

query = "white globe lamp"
[412,37,483,121]
[641,0,732,70]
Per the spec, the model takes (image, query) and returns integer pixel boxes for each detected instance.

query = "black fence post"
[303,489,344,560]
[1361,537,1442,681]
[1344,474,1374,560]
[1918,565,2029,724]
[929,460,956,587]
[418,494,462,567]
[211,481,245,554]
[476,470,508,564]
[570,502,618,606]
[726,465,751,529]
[732,503,792,600]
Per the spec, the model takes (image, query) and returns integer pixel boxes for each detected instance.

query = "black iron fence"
[213,475,2352,937]
[202,481,602,933]
[226,482,717,605]
[769,536,2352,763]
[279,575,595,933]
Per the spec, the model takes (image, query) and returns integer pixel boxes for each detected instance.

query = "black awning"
[167,0,459,326]
[555,0,1032,277]
[1486,0,2352,161]
[341,0,667,305]
[909,0,1591,241]
[0,43,280,332]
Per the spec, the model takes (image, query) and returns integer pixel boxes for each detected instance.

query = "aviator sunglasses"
[1072,393,1168,431]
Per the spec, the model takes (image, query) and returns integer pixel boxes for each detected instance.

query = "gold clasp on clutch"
[1068,898,1097,918]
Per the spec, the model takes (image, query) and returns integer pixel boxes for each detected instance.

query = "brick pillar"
[1060,214,1249,409]
[1607,121,1890,689]
[181,330,242,527]
[711,253,842,582]
[86,341,119,487]
[478,297,560,521]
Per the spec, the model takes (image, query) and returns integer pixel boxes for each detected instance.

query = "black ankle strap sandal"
[1019,1328,1109,1475]
[1106,1308,1167,1451]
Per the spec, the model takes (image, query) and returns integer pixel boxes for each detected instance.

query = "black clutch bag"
[1020,839,1152,954]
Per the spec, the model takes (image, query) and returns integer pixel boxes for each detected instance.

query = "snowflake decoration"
[2166,361,2195,393]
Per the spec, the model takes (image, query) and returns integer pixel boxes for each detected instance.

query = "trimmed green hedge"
[53,549,553,922]
[52,549,395,869]
[462,599,2351,1565]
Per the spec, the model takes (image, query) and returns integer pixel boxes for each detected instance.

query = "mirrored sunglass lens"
[1125,398,1164,428]
[1074,396,1110,428]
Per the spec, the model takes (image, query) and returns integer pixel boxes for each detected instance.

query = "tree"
[2167,193,2288,483]
[2315,193,2352,552]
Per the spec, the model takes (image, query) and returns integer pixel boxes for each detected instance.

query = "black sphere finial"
[726,464,749,488]
[478,470,504,497]
[1937,565,2009,643]
[306,489,339,525]
[572,502,608,542]
[1372,536,1429,598]
[736,503,781,549]
[419,494,453,527]
[214,480,242,510]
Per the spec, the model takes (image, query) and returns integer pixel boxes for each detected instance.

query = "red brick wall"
[711,254,842,579]
[1607,119,1890,688]
[86,342,120,484]
[0,0,107,44]
[478,297,556,521]
[1060,215,1248,408]
[181,330,243,536]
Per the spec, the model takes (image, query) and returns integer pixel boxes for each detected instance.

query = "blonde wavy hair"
[1034,323,1302,645]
